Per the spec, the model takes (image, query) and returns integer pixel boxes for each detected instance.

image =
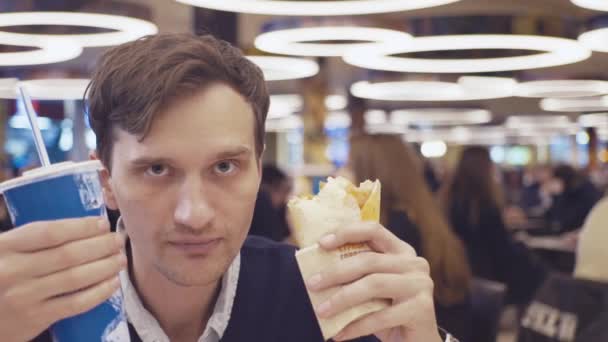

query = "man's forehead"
[115,127,252,153]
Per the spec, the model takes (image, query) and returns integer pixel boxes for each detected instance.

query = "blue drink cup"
[0,161,130,342]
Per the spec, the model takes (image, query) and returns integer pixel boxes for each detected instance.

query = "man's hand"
[306,222,442,342]
[0,217,126,342]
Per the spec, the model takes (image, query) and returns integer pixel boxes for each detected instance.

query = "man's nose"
[173,177,215,231]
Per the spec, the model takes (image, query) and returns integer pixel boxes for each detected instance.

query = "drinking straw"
[18,85,51,167]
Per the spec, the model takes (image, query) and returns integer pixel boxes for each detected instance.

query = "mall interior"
[1,1,608,342]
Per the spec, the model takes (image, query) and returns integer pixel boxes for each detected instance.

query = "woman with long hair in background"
[440,146,547,305]
[349,133,473,341]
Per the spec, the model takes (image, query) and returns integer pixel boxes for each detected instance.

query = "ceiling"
[2,0,608,124]
[238,0,608,122]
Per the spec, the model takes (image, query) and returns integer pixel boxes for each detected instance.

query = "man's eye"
[145,164,169,177]
[214,161,237,175]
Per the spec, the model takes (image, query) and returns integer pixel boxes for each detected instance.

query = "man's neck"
[130,252,221,342]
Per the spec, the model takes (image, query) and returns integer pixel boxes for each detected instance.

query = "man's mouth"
[168,238,221,255]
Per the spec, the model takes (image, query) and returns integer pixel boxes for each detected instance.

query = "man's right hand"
[0,216,126,342]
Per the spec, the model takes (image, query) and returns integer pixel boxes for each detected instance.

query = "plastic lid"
[0,160,104,193]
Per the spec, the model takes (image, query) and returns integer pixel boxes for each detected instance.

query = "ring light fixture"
[174,0,461,16]
[540,96,608,112]
[505,115,574,130]
[0,78,90,100]
[268,94,303,119]
[343,34,591,73]
[0,12,158,48]
[247,56,319,81]
[0,32,82,66]
[350,80,513,102]
[255,27,413,57]
[578,113,608,127]
[390,108,492,126]
[579,28,608,53]
[516,80,608,98]
[571,0,608,11]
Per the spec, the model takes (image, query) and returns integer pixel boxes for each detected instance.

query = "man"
[0,33,446,342]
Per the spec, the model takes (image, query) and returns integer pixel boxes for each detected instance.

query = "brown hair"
[86,33,269,168]
[349,134,471,306]
[440,146,504,226]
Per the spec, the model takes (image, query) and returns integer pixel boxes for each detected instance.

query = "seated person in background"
[520,165,553,218]
[440,146,548,305]
[249,164,292,242]
[518,197,608,342]
[544,164,603,233]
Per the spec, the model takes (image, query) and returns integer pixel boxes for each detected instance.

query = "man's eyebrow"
[128,156,175,166]
[128,146,252,166]
[214,146,253,160]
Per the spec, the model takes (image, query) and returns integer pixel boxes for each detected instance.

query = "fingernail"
[307,273,322,290]
[316,301,331,317]
[319,234,336,246]
[98,218,110,231]
[334,331,346,341]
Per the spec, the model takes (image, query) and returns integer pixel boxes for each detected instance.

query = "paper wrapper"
[296,243,389,340]
[290,178,389,340]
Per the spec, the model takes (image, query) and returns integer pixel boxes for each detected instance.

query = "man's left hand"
[306,222,442,342]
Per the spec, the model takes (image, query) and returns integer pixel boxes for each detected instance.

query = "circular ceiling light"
[265,115,302,132]
[268,93,346,119]
[254,27,412,57]
[21,79,90,100]
[420,140,448,158]
[516,80,608,98]
[458,76,518,93]
[174,0,461,16]
[540,96,608,112]
[390,108,492,126]
[571,0,608,11]
[0,78,90,100]
[0,78,18,98]
[405,126,508,144]
[247,56,319,81]
[0,12,158,47]
[505,115,574,130]
[364,110,388,125]
[343,35,591,73]
[325,94,347,111]
[325,111,352,129]
[268,94,303,119]
[350,80,513,102]
[0,32,82,66]
[579,28,608,53]
[578,113,608,127]
[362,110,408,134]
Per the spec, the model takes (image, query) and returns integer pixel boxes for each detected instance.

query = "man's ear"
[257,144,266,184]
[89,151,119,210]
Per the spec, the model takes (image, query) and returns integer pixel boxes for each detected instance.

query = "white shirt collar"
[117,218,240,342]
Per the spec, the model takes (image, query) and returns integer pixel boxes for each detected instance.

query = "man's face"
[103,83,261,286]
